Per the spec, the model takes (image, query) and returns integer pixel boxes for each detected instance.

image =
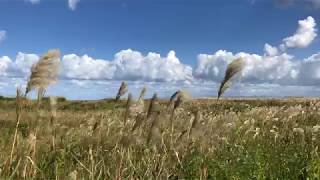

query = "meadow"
[0,95,320,179]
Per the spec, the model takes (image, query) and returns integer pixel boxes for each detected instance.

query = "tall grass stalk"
[8,88,23,171]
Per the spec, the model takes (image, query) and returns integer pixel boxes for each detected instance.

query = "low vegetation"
[0,96,320,179]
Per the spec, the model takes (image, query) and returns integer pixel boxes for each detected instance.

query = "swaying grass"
[26,49,60,96]
[0,97,320,179]
[218,57,244,99]
[115,81,128,101]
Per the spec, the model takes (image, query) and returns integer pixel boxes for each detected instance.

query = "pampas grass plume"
[218,58,244,99]
[26,49,61,94]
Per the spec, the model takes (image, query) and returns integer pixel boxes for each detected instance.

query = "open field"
[1,97,320,179]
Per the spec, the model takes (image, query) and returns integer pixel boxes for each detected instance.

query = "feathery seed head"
[218,58,244,99]
[26,49,61,94]
[116,81,128,101]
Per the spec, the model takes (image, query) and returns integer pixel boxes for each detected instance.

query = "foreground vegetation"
[0,96,320,179]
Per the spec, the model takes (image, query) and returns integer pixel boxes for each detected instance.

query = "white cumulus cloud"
[0,53,39,78]
[281,16,317,48]
[264,43,279,56]
[68,0,80,10]
[61,49,193,82]
[194,50,297,85]
[61,54,115,80]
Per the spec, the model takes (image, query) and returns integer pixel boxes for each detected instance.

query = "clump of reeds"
[218,58,244,99]
[25,49,61,98]
[115,81,128,101]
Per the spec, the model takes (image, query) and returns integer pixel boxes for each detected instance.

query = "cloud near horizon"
[0,16,320,98]
[1,46,320,88]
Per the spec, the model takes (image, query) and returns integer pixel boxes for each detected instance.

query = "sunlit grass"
[0,97,320,179]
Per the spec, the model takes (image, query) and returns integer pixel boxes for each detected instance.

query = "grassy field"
[0,97,320,179]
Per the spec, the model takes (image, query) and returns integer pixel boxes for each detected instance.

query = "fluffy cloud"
[264,43,279,56]
[298,52,320,85]
[281,16,317,48]
[193,16,318,86]
[0,49,193,83]
[61,54,114,80]
[2,48,320,99]
[61,49,193,82]
[194,50,298,85]
[0,53,39,78]
[68,0,80,10]
[0,56,11,76]
[0,31,6,43]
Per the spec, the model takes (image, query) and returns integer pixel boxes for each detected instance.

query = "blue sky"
[1,0,320,99]
[0,0,319,61]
